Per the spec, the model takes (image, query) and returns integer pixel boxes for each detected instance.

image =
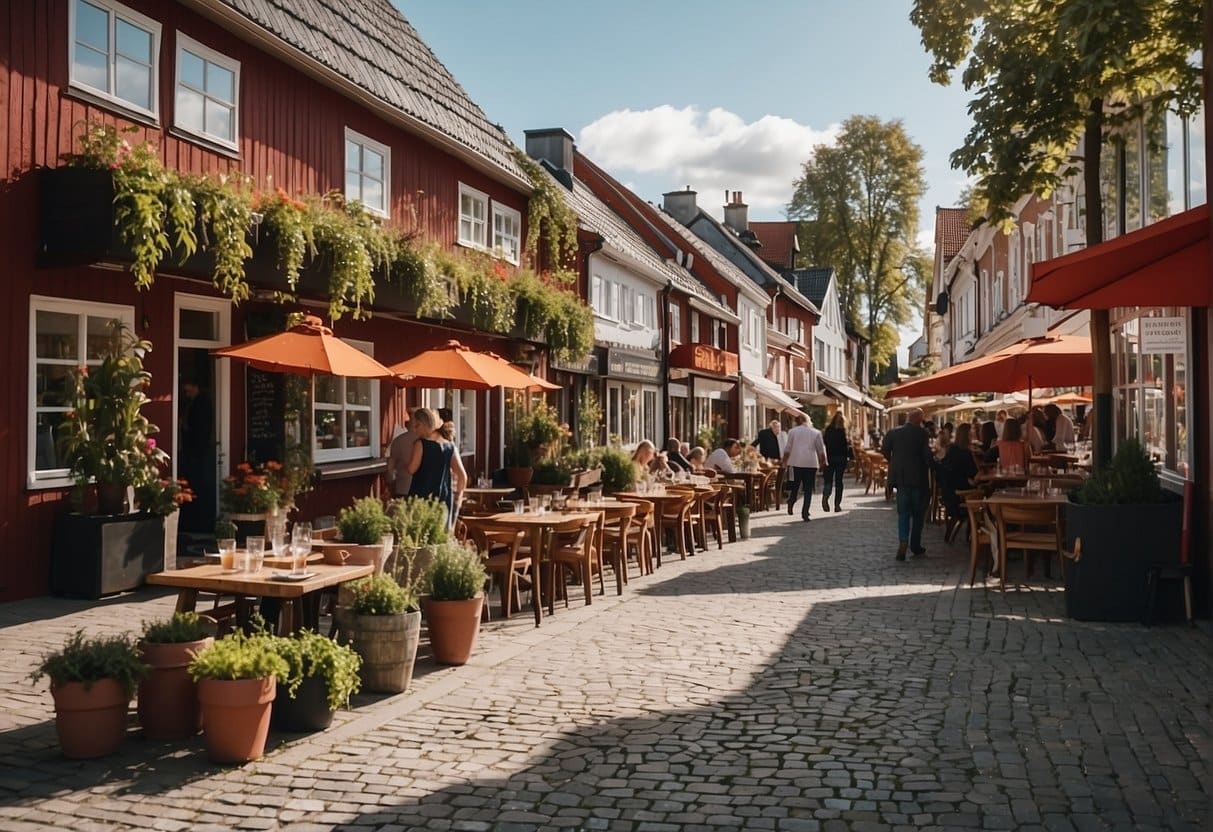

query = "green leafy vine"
[511,148,579,267]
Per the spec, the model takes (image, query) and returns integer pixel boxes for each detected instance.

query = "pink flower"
[146,438,156,449]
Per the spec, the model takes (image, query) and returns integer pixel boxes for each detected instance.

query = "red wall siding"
[0,0,530,599]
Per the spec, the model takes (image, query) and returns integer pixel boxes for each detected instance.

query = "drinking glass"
[528,496,540,513]
[246,536,265,573]
[380,533,395,571]
[292,521,312,548]
[217,538,237,571]
[290,542,309,576]
[512,500,525,514]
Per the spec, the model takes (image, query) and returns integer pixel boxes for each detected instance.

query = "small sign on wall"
[1139,316,1187,354]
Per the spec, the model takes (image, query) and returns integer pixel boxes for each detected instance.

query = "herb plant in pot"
[327,496,393,571]
[736,505,751,540]
[270,630,362,732]
[340,573,422,694]
[386,496,449,591]
[188,630,289,763]
[423,542,488,666]
[138,612,212,740]
[504,438,534,489]
[1064,438,1183,622]
[32,631,147,758]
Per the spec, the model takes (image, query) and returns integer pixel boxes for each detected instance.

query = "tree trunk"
[1083,100,1113,468]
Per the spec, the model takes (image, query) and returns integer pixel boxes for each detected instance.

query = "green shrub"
[531,459,573,486]
[427,543,488,602]
[1075,437,1163,505]
[387,496,448,548]
[597,447,637,493]
[31,631,147,698]
[338,496,393,545]
[348,573,415,615]
[143,612,210,644]
[187,631,289,682]
[736,505,750,520]
[270,630,362,710]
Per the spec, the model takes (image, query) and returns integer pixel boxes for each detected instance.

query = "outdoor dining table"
[981,490,1069,590]
[485,510,600,626]
[462,486,516,507]
[147,561,374,634]
[722,471,765,508]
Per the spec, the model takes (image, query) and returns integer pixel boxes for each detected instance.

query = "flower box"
[50,512,166,599]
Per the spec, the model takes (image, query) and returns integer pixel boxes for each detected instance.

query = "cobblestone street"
[1,491,1209,832]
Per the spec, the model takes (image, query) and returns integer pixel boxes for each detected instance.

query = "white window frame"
[29,296,136,488]
[669,303,681,344]
[458,183,489,249]
[313,338,379,463]
[344,127,390,218]
[418,388,477,458]
[690,311,700,344]
[491,203,521,265]
[174,33,239,150]
[69,0,161,120]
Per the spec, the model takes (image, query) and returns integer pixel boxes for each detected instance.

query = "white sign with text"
[1140,316,1187,354]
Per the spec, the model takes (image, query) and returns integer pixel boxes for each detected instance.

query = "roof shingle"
[934,207,971,264]
[749,221,799,271]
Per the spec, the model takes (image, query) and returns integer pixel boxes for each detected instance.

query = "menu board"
[246,368,285,463]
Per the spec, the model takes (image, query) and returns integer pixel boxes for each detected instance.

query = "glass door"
[174,295,230,534]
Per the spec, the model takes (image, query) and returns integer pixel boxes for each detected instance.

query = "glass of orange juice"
[218,538,237,571]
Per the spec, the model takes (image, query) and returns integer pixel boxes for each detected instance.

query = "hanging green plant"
[190,174,255,303]
[511,149,579,267]
[306,192,385,321]
[256,187,314,291]
[391,239,455,320]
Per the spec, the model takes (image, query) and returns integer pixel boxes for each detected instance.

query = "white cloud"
[578,105,839,217]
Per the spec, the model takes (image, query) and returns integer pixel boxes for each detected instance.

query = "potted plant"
[423,542,488,666]
[188,630,289,763]
[314,496,393,571]
[340,573,422,694]
[503,437,534,488]
[597,447,638,494]
[386,496,449,589]
[135,476,194,570]
[270,630,362,732]
[530,459,573,495]
[31,630,147,758]
[737,505,751,540]
[1064,438,1183,622]
[51,323,174,598]
[137,612,212,740]
[220,460,285,544]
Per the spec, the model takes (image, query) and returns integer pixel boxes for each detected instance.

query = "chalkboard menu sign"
[246,368,285,463]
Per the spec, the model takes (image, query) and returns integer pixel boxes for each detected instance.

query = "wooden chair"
[616,499,655,577]
[599,502,636,591]
[758,468,779,512]
[548,514,601,609]
[989,500,1063,591]
[957,489,992,586]
[667,485,706,553]
[461,519,533,619]
[655,490,696,560]
[701,485,728,550]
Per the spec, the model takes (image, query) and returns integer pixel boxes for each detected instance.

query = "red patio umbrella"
[888,336,1092,401]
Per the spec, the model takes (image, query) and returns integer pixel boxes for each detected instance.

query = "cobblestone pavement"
[1,490,1209,832]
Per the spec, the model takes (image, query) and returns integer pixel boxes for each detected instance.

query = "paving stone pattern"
[0,491,1209,831]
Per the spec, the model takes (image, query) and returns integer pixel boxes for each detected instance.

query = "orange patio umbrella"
[888,336,1092,402]
[387,341,548,391]
[212,315,404,380]
[1044,392,1092,407]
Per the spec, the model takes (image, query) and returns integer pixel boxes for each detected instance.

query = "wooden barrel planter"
[342,610,421,694]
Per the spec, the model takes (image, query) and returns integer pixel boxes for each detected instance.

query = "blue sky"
[398,0,977,356]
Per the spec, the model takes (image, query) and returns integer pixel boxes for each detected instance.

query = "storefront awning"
[816,373,865,404]
[861,394,886,411]
[1027,204,1210,309]
[740,373,803,413]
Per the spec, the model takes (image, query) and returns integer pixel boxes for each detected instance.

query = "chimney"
[662,186,698,225]
[524,128,575,188]
[723,190,749,233]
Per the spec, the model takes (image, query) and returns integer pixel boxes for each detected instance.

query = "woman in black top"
[936,422,979,541]
[820,412,852,512]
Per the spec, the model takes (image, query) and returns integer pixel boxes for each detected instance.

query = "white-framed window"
[491,204,521,265]
[69,0,161,118]
[591,275,605,316]
[669,304,681,344]
[29,296,136,488]
[607,282,619,320]
[174,34,238,148]
[458,183,488,249]
[993,270,1005,318]
[642,294,656,328]
[713,320,724,349]
[690,311,700,343]
[418,388,477,457]
[619,285,634,326]
[313,339,378,463]
[1008,229,1021,307]
[605,381,659,448]
[345,128,390,218]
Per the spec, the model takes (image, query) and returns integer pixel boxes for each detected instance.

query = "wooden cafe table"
[486,510,600,626]
[147,561,374,634]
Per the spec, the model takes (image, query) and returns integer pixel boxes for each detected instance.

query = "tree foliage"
[787,115,928,374]
[910,0,1203,227]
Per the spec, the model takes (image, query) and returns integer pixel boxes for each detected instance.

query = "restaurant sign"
[550,352,599,375]
[669,343,740,377]
[1140,316,1187,354]
[604,348,662,382]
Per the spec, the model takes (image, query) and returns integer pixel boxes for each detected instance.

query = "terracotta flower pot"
[197,677,276,764]
[137,637,213,740]
[423,595,484,666]
[50,679,131,758]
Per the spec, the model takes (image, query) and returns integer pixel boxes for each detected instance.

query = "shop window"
[29,297,136,487]
[70,0,160,118]
[313,339,378,462]
[418,388,477,457]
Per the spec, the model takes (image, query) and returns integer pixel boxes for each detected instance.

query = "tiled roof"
[689,213,820,315]
[788,267,833,308]
[750,221,799,270]
[935,207,971,264]
[216,0,526,182]
[651,210,756,300]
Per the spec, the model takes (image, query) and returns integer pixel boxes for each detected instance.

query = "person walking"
[406,408,467,529]
[754,420,784,462]
[881,407,932,561]
[820,412,851,513]
[782,413,827,521]
[387,409,420,498]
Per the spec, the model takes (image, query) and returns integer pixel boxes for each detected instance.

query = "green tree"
[787,115,929,377]
[910,0,1203,465]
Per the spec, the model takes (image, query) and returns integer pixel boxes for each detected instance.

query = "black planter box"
[51,512,166,599]
[271,674,335,732]
[1063,498,1184,622]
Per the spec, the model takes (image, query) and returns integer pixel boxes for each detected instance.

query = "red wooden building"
[1,0,552,600]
